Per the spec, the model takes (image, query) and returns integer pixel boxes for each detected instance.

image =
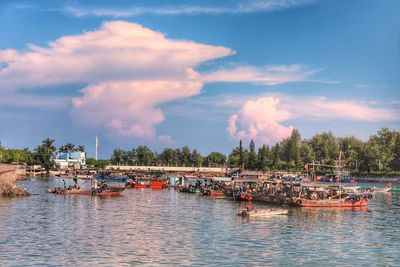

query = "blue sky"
[0,0,399,158]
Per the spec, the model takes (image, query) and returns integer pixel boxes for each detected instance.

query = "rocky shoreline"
[0,164,30,197]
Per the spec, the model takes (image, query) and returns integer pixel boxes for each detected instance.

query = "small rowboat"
[372,187,391,193]
[48,186,125,196]
[237,208,288,217]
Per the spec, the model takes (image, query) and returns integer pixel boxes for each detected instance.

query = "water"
[1,178,400,266]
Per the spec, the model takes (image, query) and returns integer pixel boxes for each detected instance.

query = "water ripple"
[0,179,399,266]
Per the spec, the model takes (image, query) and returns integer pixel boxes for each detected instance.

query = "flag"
[95,136,99,148]
[305,163,309,170]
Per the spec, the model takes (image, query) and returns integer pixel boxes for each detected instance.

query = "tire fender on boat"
[296,199,302,205]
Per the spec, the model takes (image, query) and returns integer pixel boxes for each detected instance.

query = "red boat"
[209,190,224,197]
[150,180,165,189]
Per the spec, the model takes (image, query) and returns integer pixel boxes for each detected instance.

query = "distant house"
[53,151,86,169]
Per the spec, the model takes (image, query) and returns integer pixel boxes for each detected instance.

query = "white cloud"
[228,95,399,145]
[0,21,232,140]
[228,97,294,144]
[202,65,314,85]
[0,21,231,92]
[1,21,320,141]
[64,0,316,18]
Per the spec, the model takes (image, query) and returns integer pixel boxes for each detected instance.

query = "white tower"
[95,135,99,161]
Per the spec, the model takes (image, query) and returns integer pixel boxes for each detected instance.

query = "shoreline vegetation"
[0,128,399,179]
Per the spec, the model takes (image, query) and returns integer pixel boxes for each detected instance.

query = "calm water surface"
[1,178,400,266]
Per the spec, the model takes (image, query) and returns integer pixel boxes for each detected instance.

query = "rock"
[0,164,30,197]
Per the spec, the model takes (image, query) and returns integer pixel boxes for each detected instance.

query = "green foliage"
[191,149,203,167]
[0,149,31,164]
[228,147,241,168]
[247,139,257,170]
[34,138,56,174]
[1,127,399,175]
[86,158,110,169]
[204,151,227,167]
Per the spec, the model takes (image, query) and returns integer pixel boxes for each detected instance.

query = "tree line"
[108,128,400,175]
[1,127,399,175]
[0,139,85,173]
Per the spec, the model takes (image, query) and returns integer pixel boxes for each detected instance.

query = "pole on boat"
[312,160,315,183]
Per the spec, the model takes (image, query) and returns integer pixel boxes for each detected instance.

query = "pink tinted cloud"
[228,95,398,145]
[0,21,232,91]
[287,97,398,122]
[0,21,232,140]
[71,77,202,138]
[228,97,294,145]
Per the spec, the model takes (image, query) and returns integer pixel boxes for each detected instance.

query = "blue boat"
[95,176,128,183]
[282,177,303,183]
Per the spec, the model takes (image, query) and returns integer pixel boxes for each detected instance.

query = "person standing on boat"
[62,179,66,189]
[73,177,78,189]
[94,179,98,190]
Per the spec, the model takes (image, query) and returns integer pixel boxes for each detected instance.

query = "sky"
[0,0,399,158]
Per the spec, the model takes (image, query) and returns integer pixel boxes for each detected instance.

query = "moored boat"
[372,186,391,193]
[48,186,125,196]
[150,180,165,189]
[289,193,371,208]
[237,208,288,217]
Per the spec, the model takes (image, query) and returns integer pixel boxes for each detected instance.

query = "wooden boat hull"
[238,209,288,217]
[209,190,224,197]
[150,180,165,189]
[49,187,125,196]
[372,187,391,193]
[289,197,369,207]
[95,177,127,183]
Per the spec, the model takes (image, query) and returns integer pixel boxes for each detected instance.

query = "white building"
[53,151,86,169]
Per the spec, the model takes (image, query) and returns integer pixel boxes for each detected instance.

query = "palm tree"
[77,145,85,152]
[34,138,56,174]
[65,143,75,153]
[42,138,56,154]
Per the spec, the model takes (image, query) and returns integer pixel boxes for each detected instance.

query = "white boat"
[237,208,288,217]
[344,186,361,193]
[372,186,391,193]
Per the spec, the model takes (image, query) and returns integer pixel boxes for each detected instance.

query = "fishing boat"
[237,208,288,217]
[96,171,128,183]
[343,185,361,193]
[289,193,371,208]
[209,190,224,197]
[48,186,125,196]
[372,186,391,193]
[126,180,150,189]
[95,177,127,183]
[150,180,165,189]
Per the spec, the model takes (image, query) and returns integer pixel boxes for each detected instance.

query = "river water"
[0,178,399,266]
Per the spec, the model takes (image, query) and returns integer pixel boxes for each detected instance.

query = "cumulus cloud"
[0,21,231,91]
[0,21,232,139]
[1,21,318,141]
[228,97,294,144]
[64,0,316,18]
[228,95,398,145]
[71,76,202,138]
